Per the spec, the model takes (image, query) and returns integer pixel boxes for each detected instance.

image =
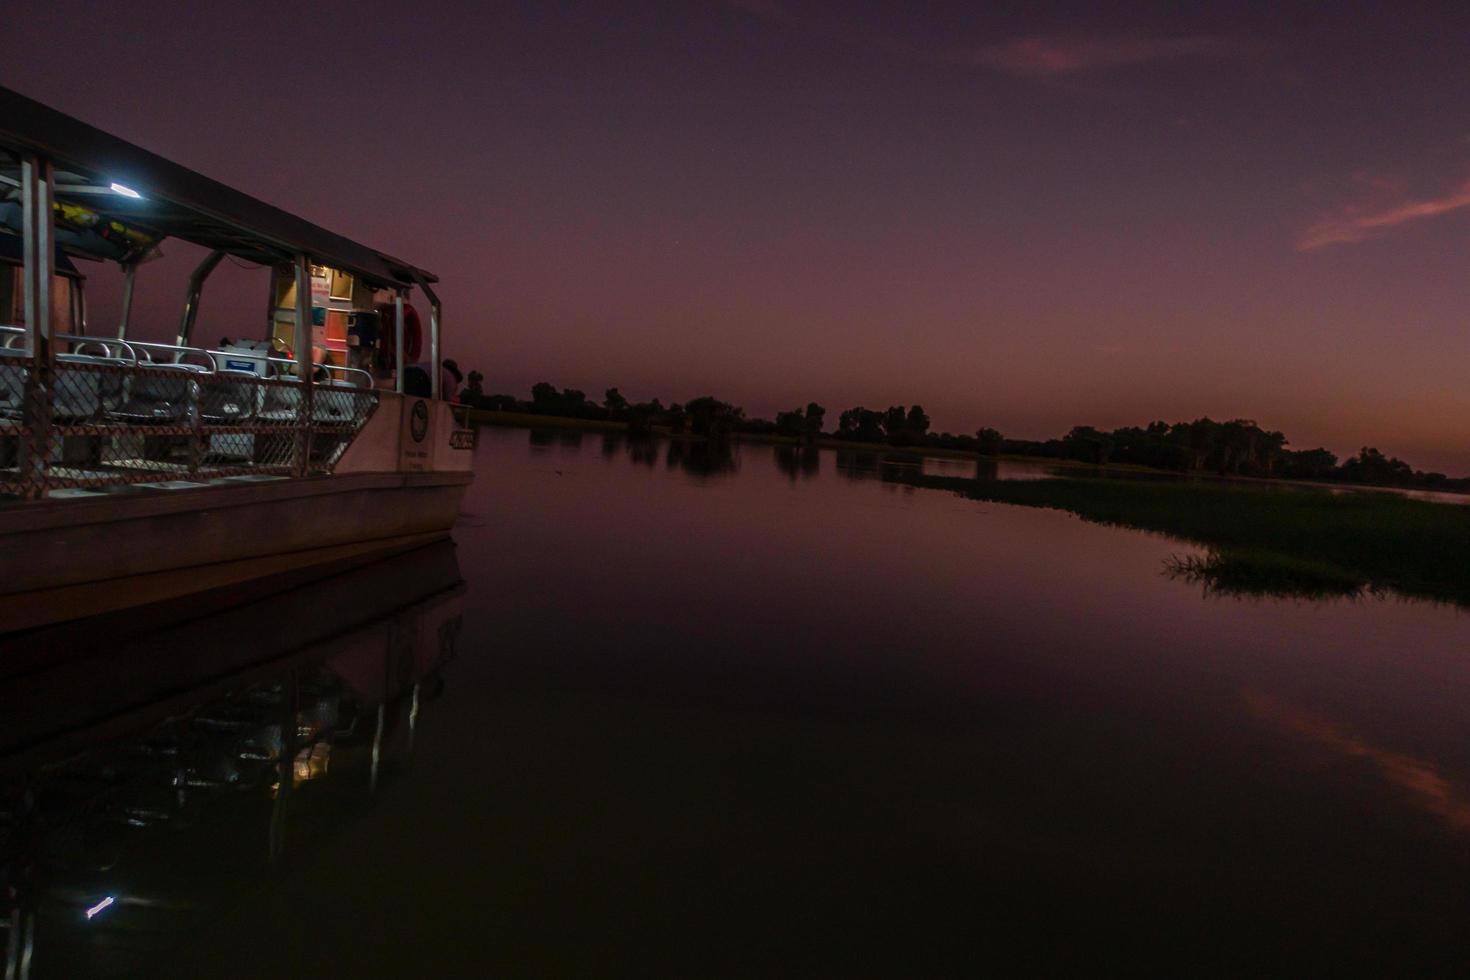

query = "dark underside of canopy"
[0,85,435,289]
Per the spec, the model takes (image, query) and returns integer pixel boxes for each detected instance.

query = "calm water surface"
[9,426,1470,977]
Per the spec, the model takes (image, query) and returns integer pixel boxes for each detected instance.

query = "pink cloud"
[976,34,1245,77]
[1246,691,1470,834]
[1298,177,1470,250]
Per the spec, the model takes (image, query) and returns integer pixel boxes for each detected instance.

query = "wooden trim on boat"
[0,468,471,535]
[0,469,473,630]
[0,530,454,634]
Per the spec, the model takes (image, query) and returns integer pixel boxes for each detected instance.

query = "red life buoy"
[374,301,423,366]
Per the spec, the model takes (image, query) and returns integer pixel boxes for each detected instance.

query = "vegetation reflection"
[863,465,1470,606]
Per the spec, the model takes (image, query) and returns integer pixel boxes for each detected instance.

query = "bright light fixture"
[109,182,141,199]
[85,896,116,919]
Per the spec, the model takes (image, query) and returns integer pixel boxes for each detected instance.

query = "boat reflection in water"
[0,542,463,980]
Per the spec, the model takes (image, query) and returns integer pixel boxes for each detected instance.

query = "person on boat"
[441,359,463,401]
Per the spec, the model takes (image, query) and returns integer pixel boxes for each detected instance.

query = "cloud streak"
[1246,691,1470,834]
[975,34,1249,78]
[1298,178,1470,250]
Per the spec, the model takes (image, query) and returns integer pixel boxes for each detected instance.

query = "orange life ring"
[375,301,423,365]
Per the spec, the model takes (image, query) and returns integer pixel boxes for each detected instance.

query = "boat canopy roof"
[0,231,81,277]
[0,85,436,290]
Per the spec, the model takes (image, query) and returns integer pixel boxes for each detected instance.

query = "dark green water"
[7,426,1470,977]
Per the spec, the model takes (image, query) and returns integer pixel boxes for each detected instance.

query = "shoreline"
[464,409,1146,467]
[463,409,1469,499]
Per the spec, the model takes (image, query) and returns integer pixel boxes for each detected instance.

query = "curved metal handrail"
[129,340,218,372]
[261,356,374,390]
[0,327,142,365]
[321,364,375,389]
[55,333,140,365]
[0,329,218,370]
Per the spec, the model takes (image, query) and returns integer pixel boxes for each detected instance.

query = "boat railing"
[255,355,375,389]
[0,330,381,498]
[132,340,219,371]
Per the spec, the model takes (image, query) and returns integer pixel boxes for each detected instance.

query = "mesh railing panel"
[0,358,378,498]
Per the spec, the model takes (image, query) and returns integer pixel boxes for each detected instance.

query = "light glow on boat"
[109,181,141,198]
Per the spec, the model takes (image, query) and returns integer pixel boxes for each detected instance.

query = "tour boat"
[0,86,475,632]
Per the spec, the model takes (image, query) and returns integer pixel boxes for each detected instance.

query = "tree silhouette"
[685,396,744,439]
[1063,426,1114,465]
[530,381,560,414]
[881,406,908,441]
[1341,447,1413,484]
[462,370,485,407]
[462,371,1469,491]
[1280,447,1338,479]
[804,402,826,440]
[975,427,1004,455]
[906,405,930,439]
[838,406,885,442]
[776,408,806,437]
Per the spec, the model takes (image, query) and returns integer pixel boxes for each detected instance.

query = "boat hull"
[0,538,465,769]
[0,469,471,632]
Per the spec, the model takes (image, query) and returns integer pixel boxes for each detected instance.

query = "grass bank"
[894,472,1470,606]
[470,409,1466,603]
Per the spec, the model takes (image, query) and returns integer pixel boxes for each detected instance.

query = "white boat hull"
[0,396,475,632]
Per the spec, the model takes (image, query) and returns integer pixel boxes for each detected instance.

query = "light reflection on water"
[7,425,1470,977]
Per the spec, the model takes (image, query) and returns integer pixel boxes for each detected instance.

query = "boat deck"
[1,335,380,499]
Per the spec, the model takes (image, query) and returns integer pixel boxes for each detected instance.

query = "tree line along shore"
[456,376,1468,494]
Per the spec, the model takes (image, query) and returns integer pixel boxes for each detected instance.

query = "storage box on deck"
[217,340,270,378]
[209,341,272,459]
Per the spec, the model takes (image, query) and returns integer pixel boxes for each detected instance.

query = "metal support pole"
[430,299,441,399]
[20,154,54,499]
[74,278,87,334]
[264,264,280,342]
[411,273,442,400]
[117,263,136,339]
[293,254,314,475]
[186,374,202,476]
[176,249,225,346]
[394,290,406,394]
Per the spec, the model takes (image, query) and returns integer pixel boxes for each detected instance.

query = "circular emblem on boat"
[410,399,430,443]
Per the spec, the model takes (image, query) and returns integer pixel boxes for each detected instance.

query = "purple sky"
[7,2,1470,471]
